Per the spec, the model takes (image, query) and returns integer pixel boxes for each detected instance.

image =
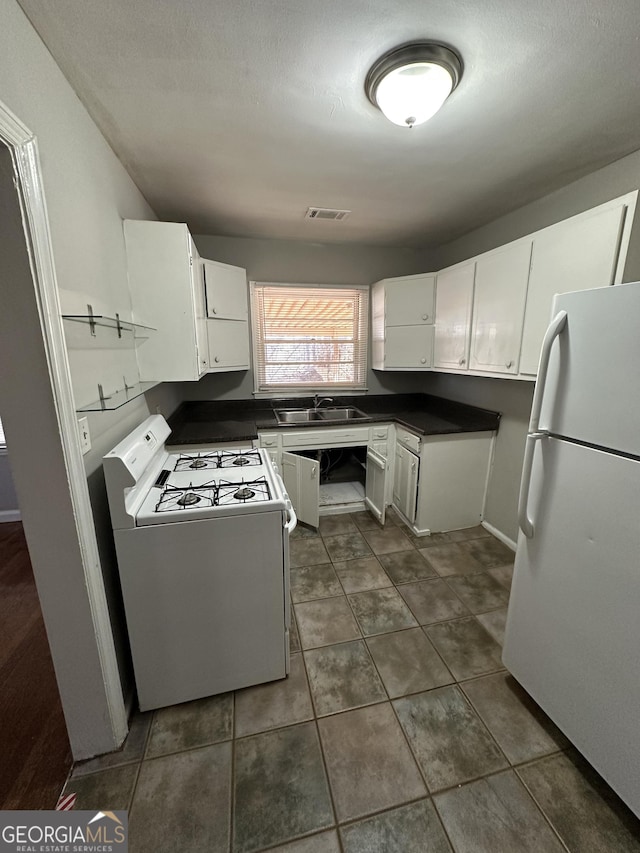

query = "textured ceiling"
[16,0,640,247]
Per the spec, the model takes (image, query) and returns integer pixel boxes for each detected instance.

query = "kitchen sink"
[275,409,323,423]
[275,406,369,424]
[316,407,369,421]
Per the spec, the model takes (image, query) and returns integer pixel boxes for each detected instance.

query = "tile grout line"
[296,631,345,853]
[229,690,236,853]
[512,765,573,853]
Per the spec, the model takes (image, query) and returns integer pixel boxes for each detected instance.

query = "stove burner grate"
[233,486,255,500]
[217,477,271,505]
[155,485,217,513]
[174,454,219,472]
[218,450,262,468]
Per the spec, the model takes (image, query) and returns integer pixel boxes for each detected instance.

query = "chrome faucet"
[313,394,333,410]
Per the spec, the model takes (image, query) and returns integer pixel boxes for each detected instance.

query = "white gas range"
[103,414,296,711]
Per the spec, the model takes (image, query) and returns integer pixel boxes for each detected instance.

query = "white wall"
[186,233,433,400]
[0,0,175,757]
[422,148,640,542]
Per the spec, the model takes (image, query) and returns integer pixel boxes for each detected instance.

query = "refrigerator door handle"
[529,310,568,432]
[518,432,545,538]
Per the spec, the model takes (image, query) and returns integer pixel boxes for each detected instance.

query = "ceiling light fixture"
[365,42,462,128]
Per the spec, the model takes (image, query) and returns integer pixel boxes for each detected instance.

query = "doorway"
[0,102,127,766]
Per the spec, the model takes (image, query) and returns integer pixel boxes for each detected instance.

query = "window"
[251,283,369,393]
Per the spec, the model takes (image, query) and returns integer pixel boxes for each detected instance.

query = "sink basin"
[275,406,369,424]
[275,409,323,423]
[316,407,369,421]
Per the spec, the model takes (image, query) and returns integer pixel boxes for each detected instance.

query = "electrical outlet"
[78,416,91,455]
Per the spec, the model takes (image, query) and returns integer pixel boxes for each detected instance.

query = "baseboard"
[481,520,517,552]
[0,509,21,523]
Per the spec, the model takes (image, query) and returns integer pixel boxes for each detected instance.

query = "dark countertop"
[166,394,501,446]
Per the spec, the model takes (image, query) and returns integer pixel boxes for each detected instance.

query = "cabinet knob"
[506,360,513,369]
[211,307,217,315]
[421,357,427,364]
[214,356,220,363]
[422,314,429,321]
[458,357,466,366]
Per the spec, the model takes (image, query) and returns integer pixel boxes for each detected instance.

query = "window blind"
[251,284,369,392]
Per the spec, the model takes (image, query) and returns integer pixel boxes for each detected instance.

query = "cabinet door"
[207,320,250,370]
[190,238,208,377]
[202,259,248,320]
[470,240,532,374]
[393,444,419,523]
[434,261,475,369]
[125,220,201,382]
[385,325,434,369]
[281,451,319,528]
[519,204,627,376]
[365,447,387,524]
[385,275,435,325]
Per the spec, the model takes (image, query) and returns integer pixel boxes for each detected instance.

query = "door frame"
[0,101,127,751]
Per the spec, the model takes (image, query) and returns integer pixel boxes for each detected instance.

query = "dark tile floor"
[63,511,640,852]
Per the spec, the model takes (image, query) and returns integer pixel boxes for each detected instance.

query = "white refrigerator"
[503,281,640,818]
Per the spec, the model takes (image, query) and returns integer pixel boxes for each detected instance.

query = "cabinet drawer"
[395,427,421,454]
[370,425,389,441]
[281,426,370,448]
[258,433,279,448]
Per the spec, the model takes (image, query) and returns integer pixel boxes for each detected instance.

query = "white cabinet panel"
[384,274,435,325]
[365,447,387,524]
[281,451,319,528]
[125,220,205,382]
[202,259,248,320]
[434,261,475,369]
[371,274,436,371]
[470,240,532,375]
[207,319,250,370]
[393,444,419,523]
[385,325,434,369]
[417,433,493,533]
[519,204,626,375]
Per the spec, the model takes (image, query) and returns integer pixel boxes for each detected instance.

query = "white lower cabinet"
[393,428,495,535]
[365,447,387,524]
[281,451,320,528]
[261,425,391,527]
[393,443,419,523]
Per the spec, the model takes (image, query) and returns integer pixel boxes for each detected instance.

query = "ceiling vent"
[305,207,351,221]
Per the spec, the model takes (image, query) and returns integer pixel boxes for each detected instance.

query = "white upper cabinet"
[202,259,248,320]
[125,220,207,382]
[434,261,475,370]
[371,273,436,370]
[201,257,250,372]
[519,201,629,375]
[384,274,435,325]
[470,240,533,375]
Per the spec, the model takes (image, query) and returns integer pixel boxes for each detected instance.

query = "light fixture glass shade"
[365,43,462,128]
[375,62,453,127]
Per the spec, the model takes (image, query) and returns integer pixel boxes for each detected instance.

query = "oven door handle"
[284,498,297,533]
[275,472,297,533]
